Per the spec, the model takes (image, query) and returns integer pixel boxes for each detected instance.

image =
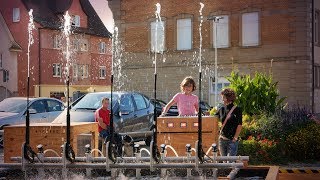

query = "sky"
[89,0,114,33]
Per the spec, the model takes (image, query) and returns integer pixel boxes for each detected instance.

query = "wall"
[110,0,313,110]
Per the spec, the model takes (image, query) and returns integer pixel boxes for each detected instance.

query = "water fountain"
[0,2,281,180]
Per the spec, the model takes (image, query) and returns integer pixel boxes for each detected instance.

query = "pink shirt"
[173,93,198,116]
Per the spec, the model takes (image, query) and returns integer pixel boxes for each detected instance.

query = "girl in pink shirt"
[161,76,199,116]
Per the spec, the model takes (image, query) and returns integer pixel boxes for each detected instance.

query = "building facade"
[109,0,319,113]
[0,0,112,102]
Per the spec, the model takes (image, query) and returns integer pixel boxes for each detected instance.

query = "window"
[99,66,106,79]
[315,10,320,45]
[242,12,259,46]
[79,64,88,78]
[0,53,2,68]
[210,78,230,94]
[53,35,61,49]
[53,63,61,77]
[80,39,88,51]
[316,66,320,89]
[120,95,134,113]
[177,18,192,50]
[30,100,46,113]
[13,8,20,22]
[213,15,229,48]
[73,39,80,51]
[151,21,165,53]
[47,100,64,112]
[99,42,106,54]
[72,15,80,27]
[133,93,147,110]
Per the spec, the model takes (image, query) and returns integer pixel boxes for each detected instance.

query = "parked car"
[0,97,65,129]
[150,99,178,117]
[52,91,155,144]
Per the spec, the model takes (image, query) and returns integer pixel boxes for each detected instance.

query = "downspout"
[312,0,315,113]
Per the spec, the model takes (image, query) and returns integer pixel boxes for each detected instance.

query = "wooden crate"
[157,116,219,156]
[4,122,98,163]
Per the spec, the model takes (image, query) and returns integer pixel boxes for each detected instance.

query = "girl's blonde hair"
[180,76,196,92]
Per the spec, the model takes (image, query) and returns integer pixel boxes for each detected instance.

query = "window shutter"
[242,12,259,46]
[13,8,20,22]
[177,18,192,50]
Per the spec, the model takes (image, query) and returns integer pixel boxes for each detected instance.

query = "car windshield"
[72,93,119,111]
[0,98,27,113]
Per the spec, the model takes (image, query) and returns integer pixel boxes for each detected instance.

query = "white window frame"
[72,15,80,27]
[242,12,260,46]
[151,21,165,53]
[13,8,20,22]
[73,64,78,77]
[99,66,106,79]
[99,42,106,54]
[210,77,230,95]
[53,35,61,49]
[73,39,80,51]
[177,18,192,50]
[80,39,88,51]
[78,64,88,78]
[53,63,61,77]
[213,15,229,48]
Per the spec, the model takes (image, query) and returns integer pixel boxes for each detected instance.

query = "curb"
[279,168,320,174]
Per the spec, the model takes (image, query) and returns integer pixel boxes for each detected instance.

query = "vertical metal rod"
[110,74,114,142]
[66,78,70,145]
[25,76,30,145]
[197,72,203,163]
[152,73,160,163]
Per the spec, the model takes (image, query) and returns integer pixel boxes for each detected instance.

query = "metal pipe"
[0,162,244,169]
[118,131,153,138]
[197,72,204,163]
[11,156,249,163]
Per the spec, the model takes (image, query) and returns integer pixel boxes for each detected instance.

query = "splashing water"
[112,26,127,90]
[63,11,72,81]
[27,9,35,78]
[199,3,204,73]
[154,2,164,74]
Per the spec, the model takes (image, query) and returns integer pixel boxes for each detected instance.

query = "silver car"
[0,97,65,128]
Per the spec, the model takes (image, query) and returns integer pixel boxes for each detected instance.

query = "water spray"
[107,27,118,163]
[23,9,38,164]
[197,2,205,163]
[151,2,163,164]
[63,11,75,163]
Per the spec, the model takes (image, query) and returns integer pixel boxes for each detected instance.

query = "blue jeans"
[219,139,239,156]
[99,129,110,139]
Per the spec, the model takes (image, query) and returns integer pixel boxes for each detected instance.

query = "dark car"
[52,91,154,143]
[0,97,65,128]
[150,99,178,117]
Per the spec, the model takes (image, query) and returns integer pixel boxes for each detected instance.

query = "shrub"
[285,123,320,161]
[226,71,286,116]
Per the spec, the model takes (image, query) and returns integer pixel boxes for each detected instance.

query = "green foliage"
[238,138,287,165]
[285,123,320,161]
[226,71,286,116]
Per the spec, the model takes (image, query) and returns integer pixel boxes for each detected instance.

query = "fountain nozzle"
[160,144,166,153]
[134,144,140,154]
[37,144,44,153]
[186,144,192,153]
[85,144,91,154]
[212,143,218,152]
